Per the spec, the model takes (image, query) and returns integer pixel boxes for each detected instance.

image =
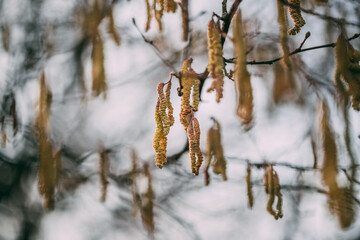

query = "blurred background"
[0,0,360,239]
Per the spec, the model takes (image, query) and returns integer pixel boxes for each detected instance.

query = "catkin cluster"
[145,0,177,32]
[335,34,360,110]
[264,166,283,220]
[288,0,306,35]
[207,19,224,103]
[204,118,227,185]
[179,59,203,174]
[153,81,174,168]
[233,11,253,130]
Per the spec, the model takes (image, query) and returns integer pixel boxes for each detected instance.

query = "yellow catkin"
[153,81,174,168]
[107,9,121,46]
[233,11,253,130]
[335,34,360,110]
[192,117,203,174]
[180,59,195,130]
[165,81,174,126]
[165,0,177,13]
[246,165,254,208]
[99,145,108,202]
[145,0,152,32]
[192,78,200,111]
[288,0,306,35]
[91,32,107,99]
[207,19,224,103]
[35,72,52,136]
[141,164,155,236]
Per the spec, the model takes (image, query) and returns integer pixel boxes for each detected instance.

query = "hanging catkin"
[145,0,152,32]
[274,0,296,103]
[264,166,283,219]
[204,118,227,184]
[165,0,177,13]
[107,9,121,46]
[246,165,254,208]
[288,0,306,35]
[334,33,360,110]
[98,145,109,202]
[233,10,253,130]
[207,19,224,103]
[141,164,155,236]
[91,32,107,99]
[153,81,174,168]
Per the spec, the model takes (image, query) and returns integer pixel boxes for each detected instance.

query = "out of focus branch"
[224,33,360,65]
[280,0,360,27]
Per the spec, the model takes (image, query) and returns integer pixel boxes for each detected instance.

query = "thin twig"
[132,18,177,72]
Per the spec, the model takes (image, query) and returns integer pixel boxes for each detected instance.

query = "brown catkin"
[130,150,141,216]
[288,0,306,35]
[165,0,177,13]
[181,0,189,41]
[246,165,254,208]
[145,0,152,32]
[207,19,224,103]
[335,34,360,110]
[320,101,338,192]
[264,166,283,219]
[204,126,214,185]
[38,135,56,210]
[107,9,121,46]
[141,164,155,236]
[154,0,164,31]
[187,121,197,174]
[91,32,107,99]
[36,72,52,135]
[274,0,296,103]
[99,146,109,202]
[153,98,166,168]
[233,10,253,130]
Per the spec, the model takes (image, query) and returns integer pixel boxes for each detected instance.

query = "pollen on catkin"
[153,81,174,168]
[207,19,224,103]
[154,0,164,31]
[288,0,306,35]
[233,10,253,130]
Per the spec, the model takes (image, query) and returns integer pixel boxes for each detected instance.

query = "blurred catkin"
[233,10,253,130]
